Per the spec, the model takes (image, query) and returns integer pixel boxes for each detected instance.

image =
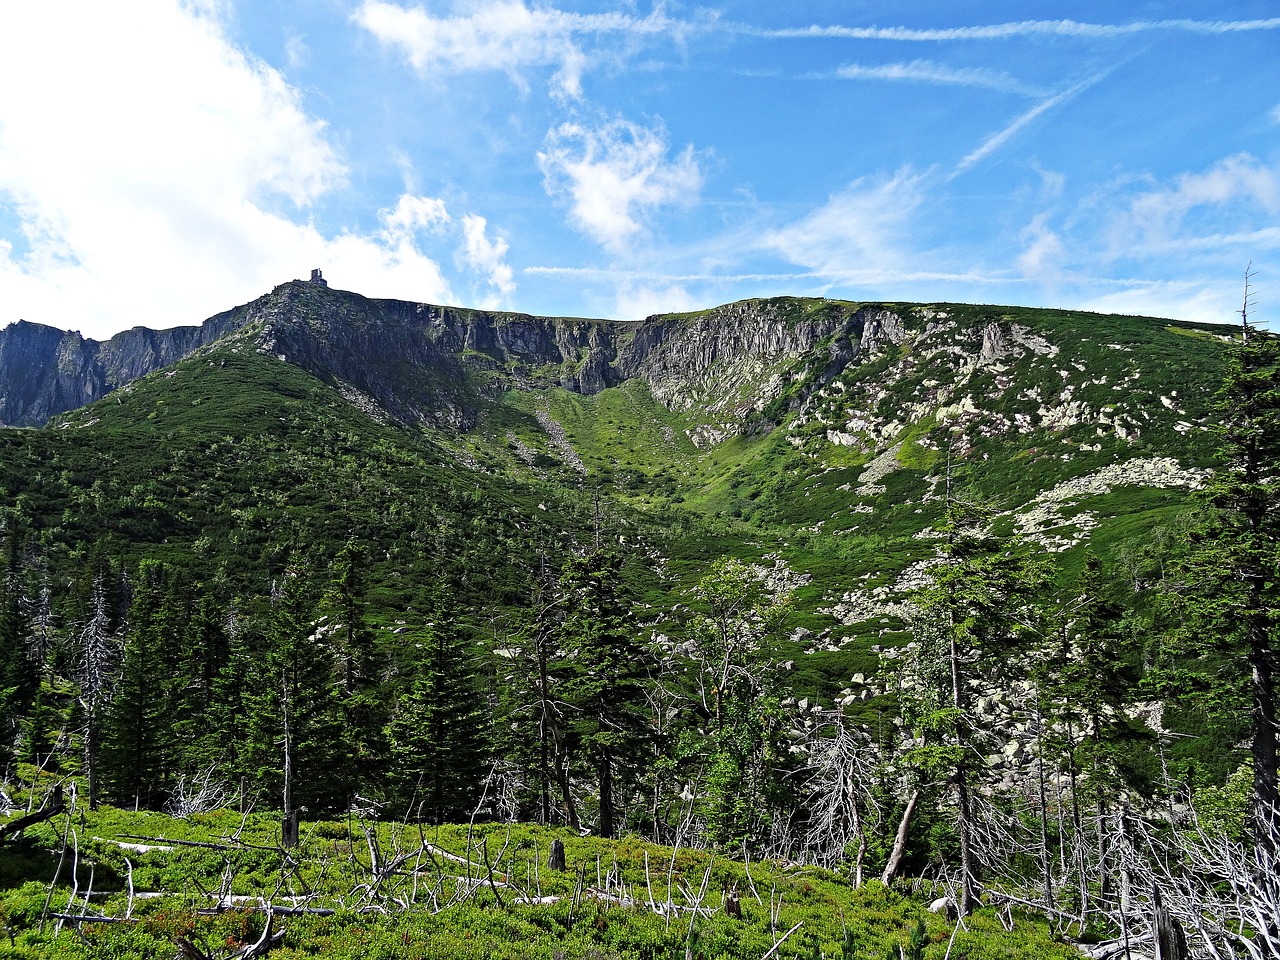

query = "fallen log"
[48,912,121,924]
[0,803,65,846]
[93,836,175,853]
[117,833,282,853]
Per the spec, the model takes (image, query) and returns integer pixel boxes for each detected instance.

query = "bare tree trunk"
[1036,705,1055,913]
[597,746,615,839]
[949,627,979,915]
[536,623,552,826]
[85,719,99,810]
[955,773,979,914]
[880,787,921,887]
[554,748,579,831]
[282,668,293,817]
[1248,579,1279,842]
[547,838,566,871]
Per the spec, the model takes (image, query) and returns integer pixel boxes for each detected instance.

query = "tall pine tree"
[1156,285,1280,841]
[909,495,1044,914]
[386,614,488,822]
[244,567,348,814]
[102,560,180,809]
[555,551,653,838]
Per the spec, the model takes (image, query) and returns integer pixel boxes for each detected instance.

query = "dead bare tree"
[797,711,882,884]
[75,575,119,810]
[1113,806,1280,960]
[167,766,237,820]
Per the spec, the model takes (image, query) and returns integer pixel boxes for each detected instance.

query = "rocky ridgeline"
[791,310,1176,470]
[2,281,1229,479]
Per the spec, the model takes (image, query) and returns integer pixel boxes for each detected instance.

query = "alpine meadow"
[0,275,1277,959]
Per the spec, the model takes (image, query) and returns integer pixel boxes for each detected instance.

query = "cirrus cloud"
[836,59,1044,96]
[1107,154,1280,256]
[761,167,930,278]
[353,0,679,100]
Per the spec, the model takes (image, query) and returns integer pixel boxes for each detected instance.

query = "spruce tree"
[0,527,34,766]
[1156,294,1280,841]
[102,560,177,809]
[74,568,122,809]
[248,566,348,815]
[682,557,793,850]
[173,592,231,774]
[320,540,387,800]
[555,551,653,838]
[386,617,488,822]
[909,495,1045,914]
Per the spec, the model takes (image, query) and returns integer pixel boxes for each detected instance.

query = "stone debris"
[534,405,586,473]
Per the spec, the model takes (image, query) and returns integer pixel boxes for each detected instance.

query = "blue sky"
[1,1,1278,339]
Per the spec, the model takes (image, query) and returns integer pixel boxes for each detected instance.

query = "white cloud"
[1031,162,1067,199]
[381,195,452,245]
[284,32,310,71]
[538,117,703,252]
[1108,154,1280,255]
[1081,281,1236,326]
[1017,214,1067,285]
[761,168,929,278]
[613,282,700,321]
[0,2,469,337]
[836,60,1042,96]
[459,214,515,299]
[353,0,677,100]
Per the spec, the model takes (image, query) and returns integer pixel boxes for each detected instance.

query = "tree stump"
[1153,884,1188,960]
[282,810,299,848]
[548,838,566,871]
[723,885,742,919]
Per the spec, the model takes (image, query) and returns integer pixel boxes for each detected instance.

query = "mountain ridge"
[3,280,1230,436]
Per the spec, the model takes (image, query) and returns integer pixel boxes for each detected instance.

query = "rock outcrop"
[0,308,250,427]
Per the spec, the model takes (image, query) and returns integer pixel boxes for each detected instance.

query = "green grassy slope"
[0,796,1082,960]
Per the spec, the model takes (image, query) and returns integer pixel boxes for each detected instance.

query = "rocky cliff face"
[0,308,250,427]
[227,283,902,433]
[1,280,933,430]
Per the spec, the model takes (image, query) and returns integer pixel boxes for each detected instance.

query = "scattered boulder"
[927,896,958,920]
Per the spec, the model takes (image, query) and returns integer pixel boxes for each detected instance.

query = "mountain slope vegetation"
[0,280,1274,959]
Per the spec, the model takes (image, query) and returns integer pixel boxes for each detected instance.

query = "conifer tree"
[1040,555,1143,819]
[17,576,67,771]
[1212,306,1280,838]
[244,567,348,814]
[386,616,488,822]
[0,526,35,766]
[205,603,252,788]
[102,560,177,808]
[908,496,1044,914]
[555,551,653,838]
[491,556,571,826]
[1156,285,1280,841]
[321,540,387,798]
[74,570,121,809]
[173,592,230,774]
[682,557,793,849]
